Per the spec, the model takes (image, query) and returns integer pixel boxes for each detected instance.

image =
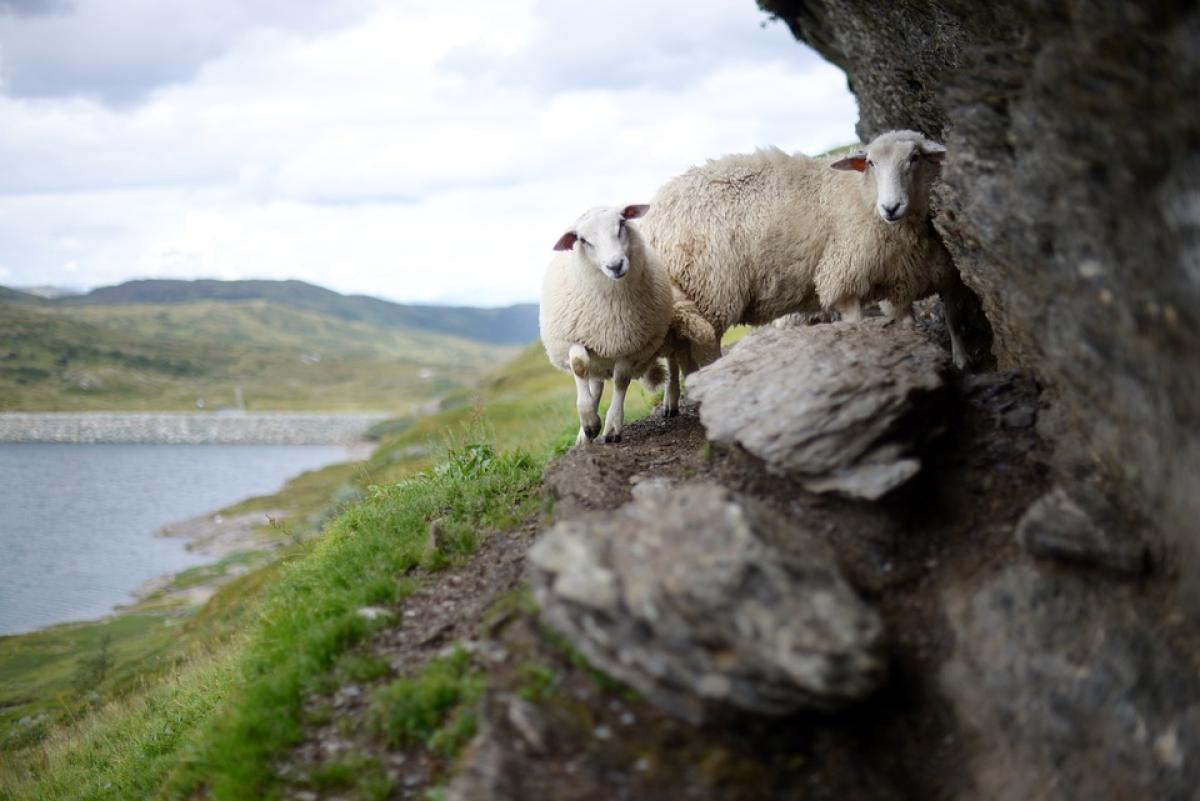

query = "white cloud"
[0,0,375,104]
[0,0,857,305]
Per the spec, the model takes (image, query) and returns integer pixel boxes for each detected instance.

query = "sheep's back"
[642,149,830,332]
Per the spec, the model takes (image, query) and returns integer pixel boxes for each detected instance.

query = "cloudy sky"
[0,0,856,306]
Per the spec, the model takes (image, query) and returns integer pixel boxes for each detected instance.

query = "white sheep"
[539,204,674,445]
[640,129,974,410]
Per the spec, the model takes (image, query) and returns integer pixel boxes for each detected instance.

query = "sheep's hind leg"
[589,378,604,419]
[880,299,914,327]
[573,372,600,445]
[600,359,632,443]
[663,353,681,418]
[938,271,977,371]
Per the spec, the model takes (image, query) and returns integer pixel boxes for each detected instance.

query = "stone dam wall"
[0,412,390,444]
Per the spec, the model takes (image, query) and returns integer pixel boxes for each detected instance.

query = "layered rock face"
[759,0,1200,594]
[456,310,1198,799]
[530,482,886,723]
[689,320,951,500]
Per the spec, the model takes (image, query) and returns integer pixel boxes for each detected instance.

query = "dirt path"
[277,519,538,799]
[276,362,1051,800]
[443,369,1047,801]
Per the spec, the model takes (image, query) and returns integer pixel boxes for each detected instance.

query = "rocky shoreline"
[0,411,389,444]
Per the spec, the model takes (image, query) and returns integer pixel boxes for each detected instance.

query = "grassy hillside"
[0,340,663,800]
[57,279,540,346]
[0,298,521,411]
[0,286,43,305]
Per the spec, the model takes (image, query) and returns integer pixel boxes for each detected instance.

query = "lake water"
[0,443,353,636]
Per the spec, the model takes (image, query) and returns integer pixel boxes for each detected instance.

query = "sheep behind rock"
[641,130,978,409]
[539,205,673,444]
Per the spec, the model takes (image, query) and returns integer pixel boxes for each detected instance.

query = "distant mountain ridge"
[0,280,526,412]
[36,279,539,346]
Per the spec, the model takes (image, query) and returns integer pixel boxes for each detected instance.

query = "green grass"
[369,647,485,758]
[0,649,238,801]
[722,325,752,347]
[0,341,661,800]
[307,753,392,800]
[0,299,518,411]
[0,615,181,744]
[515,662,558,704]
[167,441,542,800]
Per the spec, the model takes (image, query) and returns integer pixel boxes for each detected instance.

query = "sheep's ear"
[830,153,868,172]
[920,141,947,163]
[621,204,650,220]
[553,231,578,251]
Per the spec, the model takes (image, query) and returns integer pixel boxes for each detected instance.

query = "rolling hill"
[0,287,43,306]
[59,279,539,346]
[0,280,538,412]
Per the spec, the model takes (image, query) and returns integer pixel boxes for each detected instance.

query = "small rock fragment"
[356,605,392,621]
[506,695,549,754]
[1001,406,1036,429]
[1014,487,1147,574]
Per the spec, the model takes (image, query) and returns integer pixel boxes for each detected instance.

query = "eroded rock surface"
[759,0,1200,599]
[529,482,886,723]
[942,565,1200,801]
[688,320,950,499]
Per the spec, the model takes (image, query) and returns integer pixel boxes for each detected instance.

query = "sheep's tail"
[640,360,667,391]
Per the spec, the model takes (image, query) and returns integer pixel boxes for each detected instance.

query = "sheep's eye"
[578,237,590,247]
[910,152,920,163]
[866,158,874,167]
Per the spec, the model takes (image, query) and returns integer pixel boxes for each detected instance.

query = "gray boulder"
[688,320,951,500]
[529,482,885,724]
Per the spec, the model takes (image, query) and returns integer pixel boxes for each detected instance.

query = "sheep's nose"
[882,202,902,218]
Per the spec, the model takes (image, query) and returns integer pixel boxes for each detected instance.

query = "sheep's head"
[831,130,946,225]
[553,204,649,280]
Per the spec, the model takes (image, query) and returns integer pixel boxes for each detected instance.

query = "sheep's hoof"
[661,405,679,418]
[584,422,601,440]
[601,431,623,444]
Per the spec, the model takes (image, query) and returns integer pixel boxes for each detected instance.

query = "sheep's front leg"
[835,298,863,322]
[589,378,604,419]
[600,359,632,443]
[663,353,681,418]
[569,344,600,444]
[574,373,601,444]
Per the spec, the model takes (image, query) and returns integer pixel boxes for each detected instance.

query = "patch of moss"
[307,752,392,800]
[369,647,484,758]
[515,662,558,704]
